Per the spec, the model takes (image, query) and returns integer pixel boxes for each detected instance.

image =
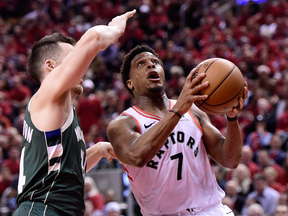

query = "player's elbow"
[223,155,242,169]
[126,153,148,168]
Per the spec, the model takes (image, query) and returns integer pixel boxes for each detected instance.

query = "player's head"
[28,33,76,83]
[120,45,163,97]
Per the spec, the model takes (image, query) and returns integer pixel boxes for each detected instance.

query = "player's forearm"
[51,27,121,95]
[86,145,102,173]
[86,25,122,52]
[125,112,181,167]
[221,120,243,168]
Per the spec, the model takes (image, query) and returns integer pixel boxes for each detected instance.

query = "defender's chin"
[71,85,83,98]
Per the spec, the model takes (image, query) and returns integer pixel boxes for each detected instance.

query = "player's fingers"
[193,94,209,102]
[108,148,117,159]
[192,81,209,93]
[125,9,136,18]
[104,150,113,161]
[186,68,196,82]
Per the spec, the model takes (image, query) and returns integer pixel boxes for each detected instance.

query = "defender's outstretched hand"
[108,9,136,43]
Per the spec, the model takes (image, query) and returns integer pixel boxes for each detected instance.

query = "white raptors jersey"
[121,100,225,216]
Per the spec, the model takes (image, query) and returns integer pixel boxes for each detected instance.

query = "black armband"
[227,115,238,122]
[169,110,182,118]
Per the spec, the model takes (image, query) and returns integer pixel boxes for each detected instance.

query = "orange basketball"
[193,58,244,115]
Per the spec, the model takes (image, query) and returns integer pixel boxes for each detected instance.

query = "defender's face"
[128,52,165,96]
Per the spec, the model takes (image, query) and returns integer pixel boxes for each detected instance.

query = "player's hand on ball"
[227,81,248,118]
[96,142,116,161]
[173,68,209,115]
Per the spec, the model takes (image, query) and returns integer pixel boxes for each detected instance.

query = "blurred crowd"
[1,0,288,215]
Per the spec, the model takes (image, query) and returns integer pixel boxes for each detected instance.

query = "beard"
[148,86,163,93]
[71,84,83,98]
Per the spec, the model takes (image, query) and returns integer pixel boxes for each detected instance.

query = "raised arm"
[40,10,136,100]
[200,82,248,169]
[30,10,135,131]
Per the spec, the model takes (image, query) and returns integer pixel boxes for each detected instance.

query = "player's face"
[129,52,165,96]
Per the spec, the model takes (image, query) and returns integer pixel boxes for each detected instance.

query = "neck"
[135,93,170,117]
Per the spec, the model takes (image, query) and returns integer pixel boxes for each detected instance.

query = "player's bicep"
[107,115,141,164]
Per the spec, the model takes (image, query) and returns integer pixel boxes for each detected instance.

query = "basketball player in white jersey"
[107,45,248,216]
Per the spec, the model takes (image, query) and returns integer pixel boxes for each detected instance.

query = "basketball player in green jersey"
[14,10,136,216]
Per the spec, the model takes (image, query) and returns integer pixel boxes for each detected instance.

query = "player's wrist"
[226,115,238,122]
[169,109,182,118]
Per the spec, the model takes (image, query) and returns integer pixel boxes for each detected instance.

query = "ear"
[126,79,134,90]
[44,59,56,72]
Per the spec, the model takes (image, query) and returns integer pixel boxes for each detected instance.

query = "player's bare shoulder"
[107,114,138,136]
[190,104,210,125]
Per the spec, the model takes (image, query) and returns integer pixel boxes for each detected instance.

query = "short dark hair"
[253,173,267,182]
[120,45,162,97]
[28,33,76,83]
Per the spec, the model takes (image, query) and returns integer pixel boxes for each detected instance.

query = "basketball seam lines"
[205,83,244,106]
[199,84,244,114]
[198,59,219,85]
[197,65,236,108]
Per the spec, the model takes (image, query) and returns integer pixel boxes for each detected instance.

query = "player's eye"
[138,61,144,66]
[153,59,159,64]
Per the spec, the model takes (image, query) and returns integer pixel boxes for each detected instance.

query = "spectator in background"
[245,115,273,152]
[241,146,259,179]
[212,164,227,190]
[104,201,121,216]
[0,177,18,215]
[269,133,286,166]
[263,166,286,193]
[1,145,20,176]
[246,203,265,216]
[259,14,277,39]
[232,163,253,197]
[281,154,288,186]
[244,173,279,215]
[85,176,105,213]
[77,79,103,136]
[85,124,106,149]
[256,65,277,96]
[278,193,288,206]
[222,196,234,214]
[0,165,12,198]
[104,189,116,205]
[257,149,285,184]
[275,204,288,216]
[224,179,246,215]
[8,75,31,118]
[0,107,12,129]
[274,83,288,121]
[84,199,96,216]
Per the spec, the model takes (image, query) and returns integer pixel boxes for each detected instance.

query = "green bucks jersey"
[17,101,87,216]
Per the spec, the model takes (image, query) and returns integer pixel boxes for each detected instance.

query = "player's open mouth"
[148,71,160,81]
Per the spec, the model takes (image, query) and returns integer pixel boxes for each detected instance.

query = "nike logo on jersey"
[144,122,155,129]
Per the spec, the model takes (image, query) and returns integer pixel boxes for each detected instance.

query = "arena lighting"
[236,0,267,5]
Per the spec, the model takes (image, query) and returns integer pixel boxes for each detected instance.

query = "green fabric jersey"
[17,101,87,216]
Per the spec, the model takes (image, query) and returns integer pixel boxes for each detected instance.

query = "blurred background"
[1,0,288,215]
